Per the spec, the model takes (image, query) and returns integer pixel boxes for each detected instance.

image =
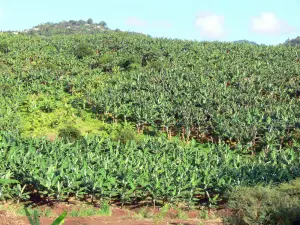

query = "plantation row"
[89,67,299,148]
[1,132,299,207]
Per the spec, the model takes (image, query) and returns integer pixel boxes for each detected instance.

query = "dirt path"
[24,217,221,225]
[0,211,222,225]
[0,203,225,225]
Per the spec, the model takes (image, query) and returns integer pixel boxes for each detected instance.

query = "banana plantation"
[0,31,299,209]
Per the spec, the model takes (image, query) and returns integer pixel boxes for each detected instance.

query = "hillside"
[0,23,300,224]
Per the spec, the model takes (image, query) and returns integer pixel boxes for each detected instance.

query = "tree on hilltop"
[87,18,93,25]
[284,37,300,46]
[99,21,107,27]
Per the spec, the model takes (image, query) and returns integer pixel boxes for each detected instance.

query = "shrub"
[58,126,81,142]
[73,43,94,59]
[291,129,300,142]
[118,55,141,71]
[147,60,164,72]
[278,178,300,198]
[141,51,160,67]
[114,125,137,144]
[91,54,117,72]
[226,183,300,225]
[106,123,138,144]
[0,84,12,97]
[0,42,10,54]
[39,99,57,113]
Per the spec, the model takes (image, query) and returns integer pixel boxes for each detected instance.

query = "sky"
[0,0,299,45]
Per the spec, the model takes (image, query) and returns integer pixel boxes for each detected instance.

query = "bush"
[113,125,137,144]
[278,178,300,198]
[39,99,57,113]
[147,60,164,72]
[91,54,117,72]
[118,55,141,71]
[103,123,138,144]
[291,129,300,142]
[73,43,94,59]
[58,126,81,142]
[226,183,300,225]
[0,84,12,97]
[141,51,160,67]
[0,42,10,54]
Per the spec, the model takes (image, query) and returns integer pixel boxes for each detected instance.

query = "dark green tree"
[87,18,93,25]
[99,21,107,27]
[78,19,86,25]
[73,43,94,59]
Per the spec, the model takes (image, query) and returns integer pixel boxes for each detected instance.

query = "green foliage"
[156,203,171,218]
[141,50,161,67]
[25,209,41,225]
[278,178,300,198]
[234,40,258,46]
[14,206,53,218]
[1,131,300,207]
[0,28,300,212]
[99,201,112,216]
[87,18,93,25]
[22,20,109,35]
[58,126,81,141]
[39,98,57,113]
[136,207,154,219]
[92,53,141,72]
[0,172,19,201]
[19,96,110,138]
[0,84,12,96]
[198,210,209,219]
[284,36,300,46]
[93,53,117,72]
[25,209,67,225]
[0,42,9,54]
[226,182,300,225]
[99,21,107,27]
[109,123,138,143]
[1,32,298,149]
[51,211,67,225]
[69,203,111,217]
[292,129,300,142]
[73,43,94,59]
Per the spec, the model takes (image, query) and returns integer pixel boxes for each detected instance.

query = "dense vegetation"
[284,36,300,46]
[233,40,258,45]
[1,131,300,209]
[0,24,299,223]
[22,19,109,36]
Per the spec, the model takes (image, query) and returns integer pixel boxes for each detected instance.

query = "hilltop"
[2,18,296,46]
[284,36,300,46]
[233,39,259,45]
[23,19,109,35]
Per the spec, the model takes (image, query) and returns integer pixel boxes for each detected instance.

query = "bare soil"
[0,203,224,225]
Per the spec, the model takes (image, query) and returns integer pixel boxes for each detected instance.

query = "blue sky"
[0,0,299,45]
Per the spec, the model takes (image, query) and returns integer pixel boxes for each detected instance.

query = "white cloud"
[126,17,148,27]
[195,12,226,39]
[251,12,294,35]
